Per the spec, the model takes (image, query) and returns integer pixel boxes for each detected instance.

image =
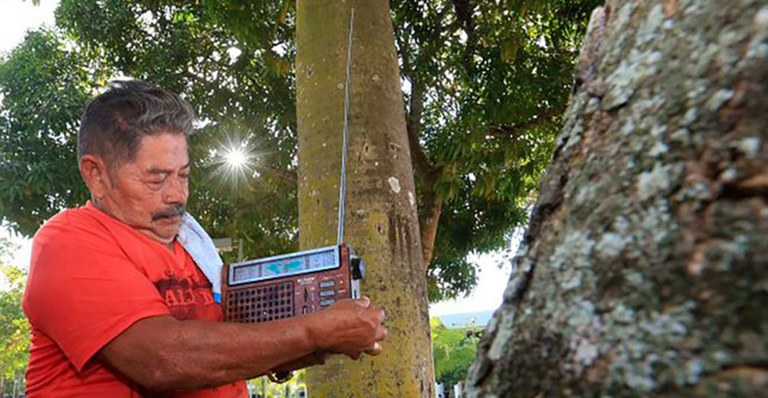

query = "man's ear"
[79,154,110,198]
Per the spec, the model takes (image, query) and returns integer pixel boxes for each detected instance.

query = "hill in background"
[437,311,494,328]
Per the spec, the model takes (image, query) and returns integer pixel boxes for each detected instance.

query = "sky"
[0,0,58,54]
[0,0,514,316]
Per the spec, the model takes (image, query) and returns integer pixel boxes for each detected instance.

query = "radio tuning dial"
[351,256,365,280]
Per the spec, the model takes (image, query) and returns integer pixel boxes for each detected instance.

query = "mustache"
[151,204,186,221]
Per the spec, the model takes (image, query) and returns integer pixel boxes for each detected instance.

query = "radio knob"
[350,256,365,280]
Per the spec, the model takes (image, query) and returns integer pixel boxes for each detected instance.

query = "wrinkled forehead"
[128,132,190,172]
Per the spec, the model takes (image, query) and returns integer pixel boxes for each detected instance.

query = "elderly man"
[23,80,386,397]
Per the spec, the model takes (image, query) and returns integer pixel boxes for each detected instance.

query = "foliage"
[0,238,30,383]
[248,373,307,398]
[0,0,600,300]
[0,1,300,260]
[392,0,601,300]
[0,29,94,233]
[430,317,482,388]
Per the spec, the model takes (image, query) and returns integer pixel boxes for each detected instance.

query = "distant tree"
[431,317,482,390]
[0,239,29,395]
[246,370,307,398]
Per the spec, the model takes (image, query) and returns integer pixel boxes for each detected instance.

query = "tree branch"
[405,79,445,266]
[259,165,297,185]
[452,0,477,75]
[406,80,433,186]
[487,108,562,139]
[399,3,461,266]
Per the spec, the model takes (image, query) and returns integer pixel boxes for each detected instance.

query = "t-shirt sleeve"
[24,215,171,372]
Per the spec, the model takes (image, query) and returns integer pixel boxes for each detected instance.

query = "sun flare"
[224,147,249,170]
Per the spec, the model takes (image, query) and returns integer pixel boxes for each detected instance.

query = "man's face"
[97,132,190,244]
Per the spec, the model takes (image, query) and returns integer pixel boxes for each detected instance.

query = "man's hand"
[310,297,387,360]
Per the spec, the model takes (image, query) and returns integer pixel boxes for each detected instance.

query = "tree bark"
[466,1,768,397]
[296,1,435,396]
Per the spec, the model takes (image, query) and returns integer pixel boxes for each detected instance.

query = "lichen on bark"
[465,1,768,397]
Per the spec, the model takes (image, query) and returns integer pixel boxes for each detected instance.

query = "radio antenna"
[337,8,354,246]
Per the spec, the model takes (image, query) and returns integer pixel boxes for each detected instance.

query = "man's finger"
[378,326,388,341]
[363,342,383,356]
[356,296,371,307]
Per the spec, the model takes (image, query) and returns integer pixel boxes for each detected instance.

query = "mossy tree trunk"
[296,1,435,397]
[466,0,768,396]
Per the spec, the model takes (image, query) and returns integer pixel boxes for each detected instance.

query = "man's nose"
[163,176,188,204]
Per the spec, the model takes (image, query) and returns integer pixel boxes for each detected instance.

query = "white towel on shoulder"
[177,213,223,303]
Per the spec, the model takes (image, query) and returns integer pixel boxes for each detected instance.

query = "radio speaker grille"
[226,281,294,323]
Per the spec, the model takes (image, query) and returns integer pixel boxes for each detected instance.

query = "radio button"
[319,299,335,307]
[319,290,335,297]
[319,281,335,288]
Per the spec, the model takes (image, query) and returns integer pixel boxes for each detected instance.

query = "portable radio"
[223,244,364,323]
[223,10,362,324]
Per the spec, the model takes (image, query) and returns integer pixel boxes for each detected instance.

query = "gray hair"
[77,80,195,167]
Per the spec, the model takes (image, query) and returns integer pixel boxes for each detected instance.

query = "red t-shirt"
[23,202,248,398]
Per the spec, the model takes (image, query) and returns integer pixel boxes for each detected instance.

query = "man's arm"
[98,297,386,392]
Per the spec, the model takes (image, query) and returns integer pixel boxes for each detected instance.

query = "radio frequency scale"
[223,10,363,324]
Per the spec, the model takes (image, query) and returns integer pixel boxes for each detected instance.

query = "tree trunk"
[466,1,768,397]
[296,1,435,397]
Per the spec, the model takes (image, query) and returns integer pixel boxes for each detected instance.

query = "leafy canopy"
[0,0,599,300]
